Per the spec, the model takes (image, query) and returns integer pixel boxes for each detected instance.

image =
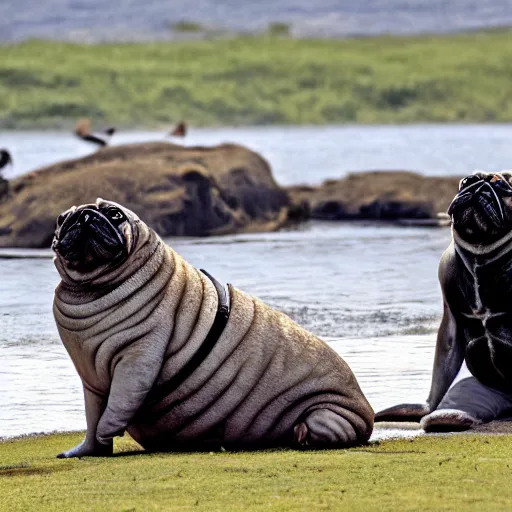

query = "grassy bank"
[2,31,512,128]
[2,432,512,510]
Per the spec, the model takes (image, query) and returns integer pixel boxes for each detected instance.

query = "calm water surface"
[4,124,512,184]
[0,124,494,440]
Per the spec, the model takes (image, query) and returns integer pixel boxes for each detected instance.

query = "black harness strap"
[153,269,230,396]
[200,269,230,319]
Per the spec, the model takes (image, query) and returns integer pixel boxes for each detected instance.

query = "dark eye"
[106,209,124,221]
[459,175,482,191]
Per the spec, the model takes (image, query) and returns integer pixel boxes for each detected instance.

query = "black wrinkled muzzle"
[448,180,507,228]
[53,208,126,268]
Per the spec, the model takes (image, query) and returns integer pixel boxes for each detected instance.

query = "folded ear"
[56,206,77,229]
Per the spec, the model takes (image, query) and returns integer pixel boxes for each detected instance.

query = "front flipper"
[57,387,112,458]
[57,438,113,459]
[420,376,512,432]
[420,409,479,432]
[375,403,429,422]
[95,330,169,444]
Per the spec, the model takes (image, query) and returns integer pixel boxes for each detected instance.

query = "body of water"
[4,124,512,185]
[0,123,494,441]
[1,223,451,439]
[6,0,512,42]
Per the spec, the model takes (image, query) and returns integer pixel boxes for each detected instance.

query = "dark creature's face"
[448,171,512,246]
[52,198,138,277]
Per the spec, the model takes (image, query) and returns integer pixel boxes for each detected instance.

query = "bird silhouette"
[169,121,187,137]
[0,149,13,176]
[74,119,116,147]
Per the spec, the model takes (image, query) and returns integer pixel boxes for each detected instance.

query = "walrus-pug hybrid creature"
[52,198,373,457]
[376,171,512,431]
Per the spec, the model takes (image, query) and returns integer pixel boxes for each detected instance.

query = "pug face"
[52,198,140,279]
[448,171,512,246]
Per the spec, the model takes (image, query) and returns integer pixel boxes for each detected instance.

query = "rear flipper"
[375,403,430,423]
[421,376,512,432]
[293,409,363,448]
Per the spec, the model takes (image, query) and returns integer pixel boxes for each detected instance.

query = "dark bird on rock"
[169,121,187,137]
[0,149,13,176]
[74,119,116,147]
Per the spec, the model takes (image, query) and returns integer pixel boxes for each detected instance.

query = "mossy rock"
[287,171,460,222]
[0,142,289,248]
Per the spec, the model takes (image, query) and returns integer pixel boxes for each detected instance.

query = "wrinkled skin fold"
[53,198,374,457]
[376,172,512,431]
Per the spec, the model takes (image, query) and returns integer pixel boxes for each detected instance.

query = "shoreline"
[3,121,512,132]
[5,419,512,445]
[4,119,512,132]
[0,424,423,444]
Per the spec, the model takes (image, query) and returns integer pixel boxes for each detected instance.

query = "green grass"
[3,30,512,128]
[2,432,512,511]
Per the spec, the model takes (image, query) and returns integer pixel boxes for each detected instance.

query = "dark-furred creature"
[376,171,512,431]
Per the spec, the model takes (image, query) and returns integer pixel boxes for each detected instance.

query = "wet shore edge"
[4,419,512,445]
[0,142,456,249]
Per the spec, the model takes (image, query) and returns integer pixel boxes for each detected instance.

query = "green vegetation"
[266,23,291,37]
[172,20,206,33]
[3,30,512,128]
[2,432,512,511]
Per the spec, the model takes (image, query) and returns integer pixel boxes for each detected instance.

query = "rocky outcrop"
[0,142,289,248]
[287,171,459,224]
[0,153,461,249]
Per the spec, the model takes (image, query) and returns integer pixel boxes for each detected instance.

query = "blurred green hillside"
[2,30,512,128]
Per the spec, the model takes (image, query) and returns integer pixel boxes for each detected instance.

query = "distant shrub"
[173,20,205,33]
[0,68,46,88]
[32,103,104,119]
[378,85,418,108]
[266,23,291,37]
